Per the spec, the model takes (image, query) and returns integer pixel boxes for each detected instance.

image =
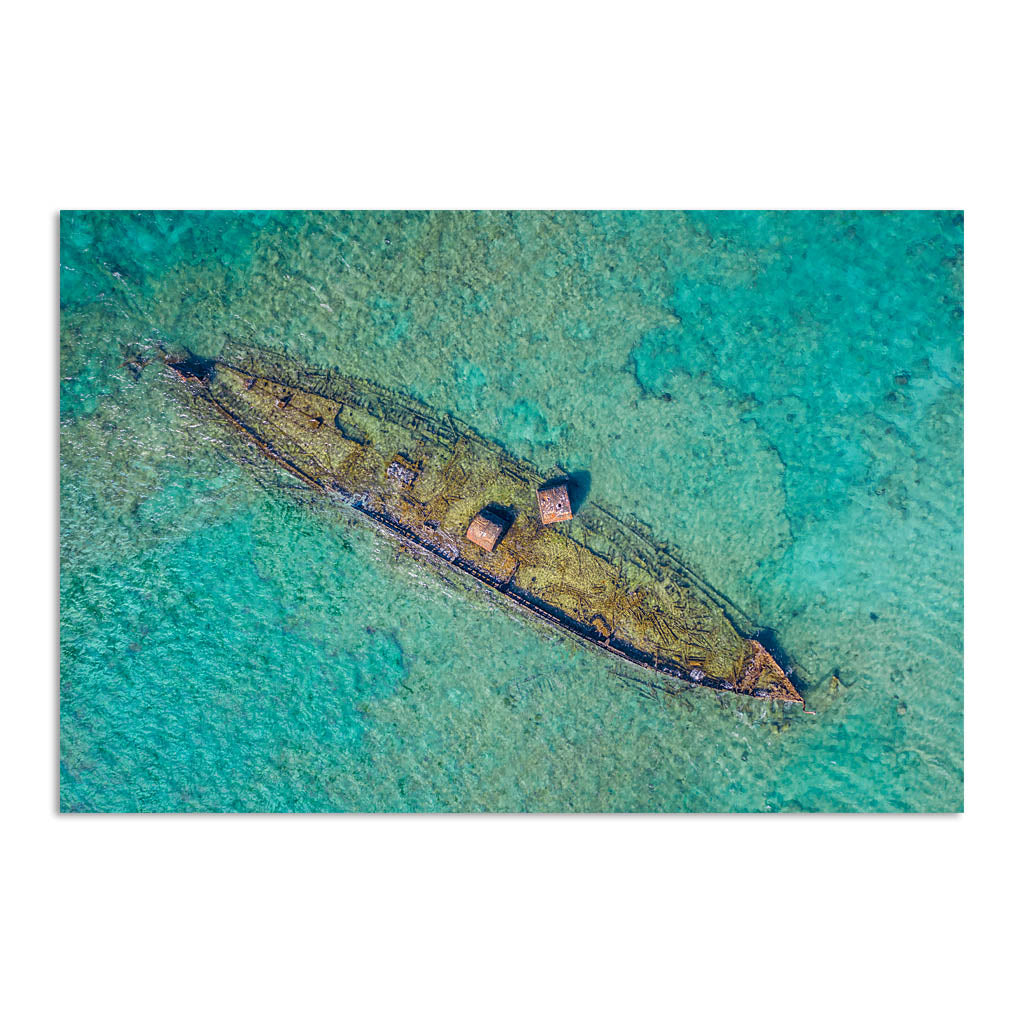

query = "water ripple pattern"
[60,211,963,812]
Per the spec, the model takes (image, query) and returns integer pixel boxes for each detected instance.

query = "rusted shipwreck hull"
[167,346,803,707]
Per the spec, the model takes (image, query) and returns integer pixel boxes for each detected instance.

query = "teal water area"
[59,211,963,811]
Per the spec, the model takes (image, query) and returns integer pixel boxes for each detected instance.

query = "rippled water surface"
[59,211,963,811]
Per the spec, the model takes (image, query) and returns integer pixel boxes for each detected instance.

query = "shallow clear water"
[59,211,963,811]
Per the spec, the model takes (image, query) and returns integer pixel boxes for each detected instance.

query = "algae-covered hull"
[167,346,803,706]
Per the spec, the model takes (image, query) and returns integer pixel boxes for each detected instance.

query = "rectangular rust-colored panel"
[466,511,505,551]
[537,483,572,524]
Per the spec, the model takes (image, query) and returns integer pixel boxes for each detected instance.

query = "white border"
[7,2,1018,1021]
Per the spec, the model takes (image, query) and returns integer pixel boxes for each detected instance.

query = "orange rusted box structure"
[466,510,506,551]
[537,482,572,525]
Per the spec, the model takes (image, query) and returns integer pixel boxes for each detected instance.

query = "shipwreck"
[165,346,804,707]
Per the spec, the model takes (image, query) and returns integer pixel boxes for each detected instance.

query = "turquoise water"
[59,211,963,812]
